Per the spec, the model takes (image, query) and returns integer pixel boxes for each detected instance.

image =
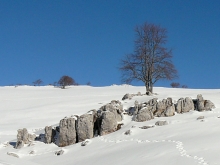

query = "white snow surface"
[0,85,220,165]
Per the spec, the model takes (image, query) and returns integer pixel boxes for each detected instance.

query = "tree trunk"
[145,82,151,95]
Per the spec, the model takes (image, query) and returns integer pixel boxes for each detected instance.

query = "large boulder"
[154,99,167,117]
[147,98,158,114]
[45,126,56,144]
[59,117,77,147]
[76,110,97,142]
[197,94,205,111]
[100,100,123,122]
[133,107,154,122]
[164,105,175,117]
[196,94,215,111]
[100,111,118,136]
[176,97,194,113]
[204,100,215,110]
[15,128,36,149]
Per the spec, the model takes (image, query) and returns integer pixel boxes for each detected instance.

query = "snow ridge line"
[98,136,209,165]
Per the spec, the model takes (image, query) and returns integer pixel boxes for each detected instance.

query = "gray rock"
[139,126,154,129]
[59,117,76,147]
[147,98,158,114]
[133,107,154,122]
[164,105,175,117]
[15,128,36,149]
[155,99,167,116]
[176,97,194,113]
[55,149,64,156]
[197,116,205,120]
[204,100,215,111]
[76,111,96,142]
[137,92,142,96]
[7,152,19,158]
[17,128,28,144]
[155,121,168,126]
[100,100,123,122]
[124,130,131,135]
[100,111,117,136]
[15,140,24,149]
[122,93,133,100]
[197,94,205,111]
[29,150,35,154]
[45,126,56,144]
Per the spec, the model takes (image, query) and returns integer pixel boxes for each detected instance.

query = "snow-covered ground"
[0,85,220,165]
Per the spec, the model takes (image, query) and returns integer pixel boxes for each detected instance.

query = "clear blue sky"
[1,0,220,88]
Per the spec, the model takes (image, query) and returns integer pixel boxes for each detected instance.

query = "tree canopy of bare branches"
[170,82,180,88]
[119,22,178,94]
[58,75,76,89]
[33,79,43,86]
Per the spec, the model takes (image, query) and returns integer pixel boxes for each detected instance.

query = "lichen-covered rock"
[197,116,205,120]
[147,98,158,114]
[155,121,168,126]
[204,100,215,111]
[197,94,205,111]
[45,126,56,144]
[76,110,97,142]
[59,117,76,147]
[122,93,133,100]
[176,97,194,113]
[154,99,167,116]
[133,107,154,122]
[196,94,215,111]
[164,105,175,117]
[100,100,123,122]
[15,128,36,149]
[100,111,117,136]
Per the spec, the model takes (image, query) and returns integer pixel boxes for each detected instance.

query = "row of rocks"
[15,94,215,149]
[16,100,124,148]
[130,94,215,122]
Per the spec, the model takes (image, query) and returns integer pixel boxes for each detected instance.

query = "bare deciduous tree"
[182,85,188,88]
[170,82,180,88]
[33,79,43,86]
[58,75,76,89]
[119,22,178,94]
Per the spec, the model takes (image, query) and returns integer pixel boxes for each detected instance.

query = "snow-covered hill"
[0,85,220,165]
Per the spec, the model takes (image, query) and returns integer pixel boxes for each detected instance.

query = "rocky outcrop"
[45,126,56,144]
[59,117,77,147]
[15,128,36,149]
[76,110,97,142]
[176,97,194,113]
[196,94,215,111]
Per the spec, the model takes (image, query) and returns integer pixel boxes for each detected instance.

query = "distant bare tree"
[33,79,43,86]
[58,75,76,89]
[86,82,91,86]
[170,82,180,88]
[119,22,178,94]
[182,85,188,88]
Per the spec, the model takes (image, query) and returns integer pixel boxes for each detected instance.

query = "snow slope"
[0,85,220,165]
